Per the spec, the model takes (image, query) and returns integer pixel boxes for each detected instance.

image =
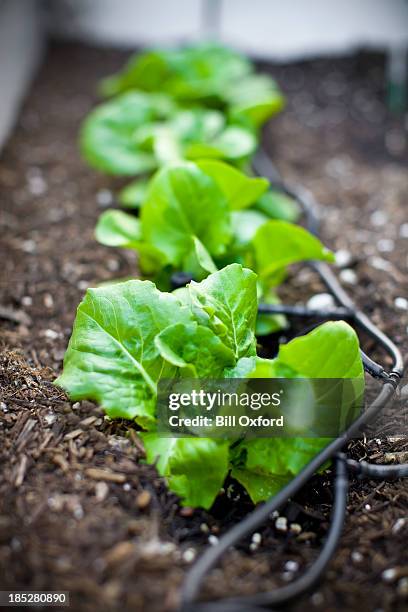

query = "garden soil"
[1,43,407,612]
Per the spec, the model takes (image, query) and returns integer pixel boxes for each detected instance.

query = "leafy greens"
[56,264,364,509]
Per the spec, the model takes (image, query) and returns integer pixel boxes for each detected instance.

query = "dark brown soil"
[1,43,407,612]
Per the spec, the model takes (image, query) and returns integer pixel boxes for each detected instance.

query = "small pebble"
[107,258,120,272]
[311,592,324,606]
[73,505,84,520]
[290,523,302,535]
[252,533,262,545]
[179,507,194,518]
[370,210,388,226]
[182,548,196,563]
[95,481,109,502]
[72,402,80,410]
[369,256,392,272]
[382,567,398,583]
[44,411,56,426]
[11,538,22,552]
[77,280,89,291]
[136,490,151,510]
[200,523,209,534]
[21,296,32,306]
[339,269,357,285]
[27,174,47,196]
[377,238,394,253]
[392,518,407,534]
[307,293,335,311]
[44,293,54,308]
[123,483,131,492]
[400,223,408,238]
[96,189,113,207]
[351,551,363,563]
[395,297,408,311]
[43,329,59,340]
[335,249,352,268]
[140,538,175,558]
[397,577,408,597]
[208,535,219,546]
[285,560,299,572]
[21,239,37,253]
[364,503,371,511]
[275,516,288,532]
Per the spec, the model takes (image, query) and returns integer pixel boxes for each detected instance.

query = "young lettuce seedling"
[56,264,363,509]
[100,43,285,130]
[94,160,333,332]
[80,92,257,177]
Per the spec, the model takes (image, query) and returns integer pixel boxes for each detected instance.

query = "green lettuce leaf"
[182,236,218,280]
[119,179,150,209]
[254,190,300,222]
[230,468,293,504]
[101,51,171,97]
[155,321,235,377]
[226,74,285,128]
[256,288,287,337]
[231,321,364,503]
[186,126,257,161]
[80,92,174,175]
[179,263,258,360]
[196,159,269,210]
[142,434,230,509]
[153,125,184,164]
[101,43,251,106]
[251,220,335,282]
[273,320,363,379]
[141,161,232,266]
[169,108,225,144]
[231,209,270,252]
[55,280,192,424]
[95,209,141,249]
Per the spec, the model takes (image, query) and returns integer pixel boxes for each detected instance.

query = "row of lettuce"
[56,44,364,509]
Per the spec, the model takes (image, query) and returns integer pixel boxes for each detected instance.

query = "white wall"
[222,0,408,59]
[0,0,43,151]
[48,0,408,58]
[47,0,203,46]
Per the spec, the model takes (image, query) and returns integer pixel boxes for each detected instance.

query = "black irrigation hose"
[182,457,349,612]
[179,149,405,611]
[180,383,396,610]
[257,303,353,319]
[345,456,408,480]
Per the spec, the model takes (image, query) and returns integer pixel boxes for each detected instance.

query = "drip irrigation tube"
[180,149,405,611]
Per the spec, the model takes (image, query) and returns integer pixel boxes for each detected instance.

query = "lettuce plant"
[100,43,284,130]
[94,161,329,277]
[80,91,258,178]
[55,264,363,509]
[94,160,332,336]
[81,43,285,208]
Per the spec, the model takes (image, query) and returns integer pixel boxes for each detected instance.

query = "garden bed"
[1,42,407,612]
